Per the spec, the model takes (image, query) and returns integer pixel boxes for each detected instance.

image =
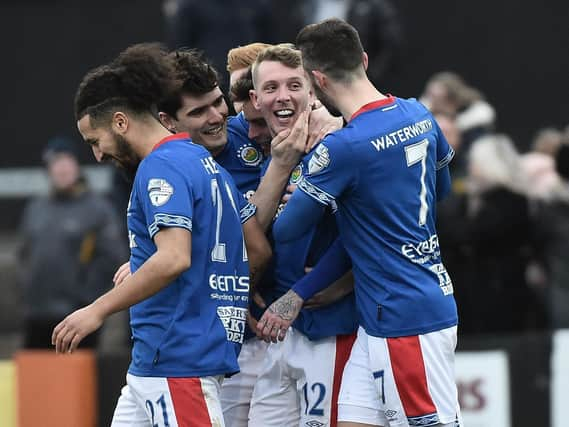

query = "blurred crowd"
[422,71,569,335]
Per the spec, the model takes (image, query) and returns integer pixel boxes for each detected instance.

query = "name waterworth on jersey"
[370,119,433,152]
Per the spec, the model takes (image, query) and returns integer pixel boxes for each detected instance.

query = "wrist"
[91,295,113,319]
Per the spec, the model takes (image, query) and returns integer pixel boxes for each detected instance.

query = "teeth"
[275,109,294,117]
[204,124,223,135]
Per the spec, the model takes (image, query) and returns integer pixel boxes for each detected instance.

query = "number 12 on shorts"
[302,382,326,416]
[373,370,386,404]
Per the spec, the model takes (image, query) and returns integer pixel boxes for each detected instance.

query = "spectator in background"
[305,0,403,87]
[535,138,569,329]
[421,71,495,149]
[18,137,124,349]
[521,127,565,201]
[445,135,546,334]
[163,0,274,89]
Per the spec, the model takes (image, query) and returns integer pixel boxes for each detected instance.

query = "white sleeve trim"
[437,146,455,170]
[240,202,257,224]
[297,176,336,206]
[148,213,192,238]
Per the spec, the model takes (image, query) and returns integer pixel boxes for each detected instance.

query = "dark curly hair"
[74,43,179,127]
[159,49,219,118]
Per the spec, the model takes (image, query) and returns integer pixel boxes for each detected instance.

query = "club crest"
[238,144,262,166]
[308,144,330,175]
[147,178,174,206]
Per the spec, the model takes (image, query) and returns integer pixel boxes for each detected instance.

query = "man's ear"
[362,52,369,71]
[112,111,129,134]
[158,112,176,133]
[311,70,327,90]
[250,89,260,110]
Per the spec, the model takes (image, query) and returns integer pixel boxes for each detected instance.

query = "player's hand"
[256,289,303,343]
[113,261,131,287]
[52,305,104,354]
[271,109,310,169]
[246,310,259,333]
[306,106,343,153]
[252,291,267,309]
[281,184,297,205]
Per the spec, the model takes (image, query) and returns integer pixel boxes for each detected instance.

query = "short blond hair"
[251,44,302,88]
[227,42,272,73]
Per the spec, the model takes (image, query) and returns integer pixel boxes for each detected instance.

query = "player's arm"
[271,188,327,243]
[434,118,454,201]
[257,236,352,342]
[437,164,452,200]
[249,109,309,231]
[52,226,191,354]
[242,214,272,292]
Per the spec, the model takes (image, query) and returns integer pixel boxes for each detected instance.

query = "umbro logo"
[385,409,398,419]
[305,420,325,427]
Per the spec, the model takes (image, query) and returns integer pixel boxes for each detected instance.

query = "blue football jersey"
[272,160,358,340]
[216,113,264,199]
[127,133,252,377]
[296,96,457,338]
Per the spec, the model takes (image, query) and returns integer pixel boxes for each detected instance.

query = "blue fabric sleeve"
[271,189,326,243]
[436,165,452,201]
[291,237,352,300]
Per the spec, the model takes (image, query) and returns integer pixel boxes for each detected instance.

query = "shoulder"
[303,134,352,176]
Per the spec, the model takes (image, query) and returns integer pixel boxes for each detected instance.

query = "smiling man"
[247,44,358,427]
[52,44,271,427]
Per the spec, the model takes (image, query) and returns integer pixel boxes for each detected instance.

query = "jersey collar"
[152,132,190,152]
[350,95,395,121]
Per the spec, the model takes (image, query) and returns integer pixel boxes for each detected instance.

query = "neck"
[328,77,386,122]
[128,117,173,159]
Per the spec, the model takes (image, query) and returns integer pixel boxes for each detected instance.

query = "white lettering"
[209,274,250,292]
[201,156,219,175]
[369,119,433,153]
[401,234,440,264]
[128,230,137,248]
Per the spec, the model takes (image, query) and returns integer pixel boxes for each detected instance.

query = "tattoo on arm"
[269,292,301,321]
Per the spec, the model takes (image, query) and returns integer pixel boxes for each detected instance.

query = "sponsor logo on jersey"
[128,230,137,248]
[209,274,250,293]
[401,234,440,264]
[238,144,262,166]
[289,164,303,184]
[308,144,330,175]
[429,263,454,295]
[217,306,247,343]
[147,178,174,206]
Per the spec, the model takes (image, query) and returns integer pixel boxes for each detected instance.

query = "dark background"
[1,1,567,167]
[0,0,567,233]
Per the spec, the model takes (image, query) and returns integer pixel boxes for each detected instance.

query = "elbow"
[164,252,191,278]
[249,238,272,271]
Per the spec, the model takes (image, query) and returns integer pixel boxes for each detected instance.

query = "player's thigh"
[248,330,300,427]
[119,373,225,427]
[337,328,387,426]
[220,338,268,427]
[111,383,152,427]
[341,326,459,427]
[290,332,356,427]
